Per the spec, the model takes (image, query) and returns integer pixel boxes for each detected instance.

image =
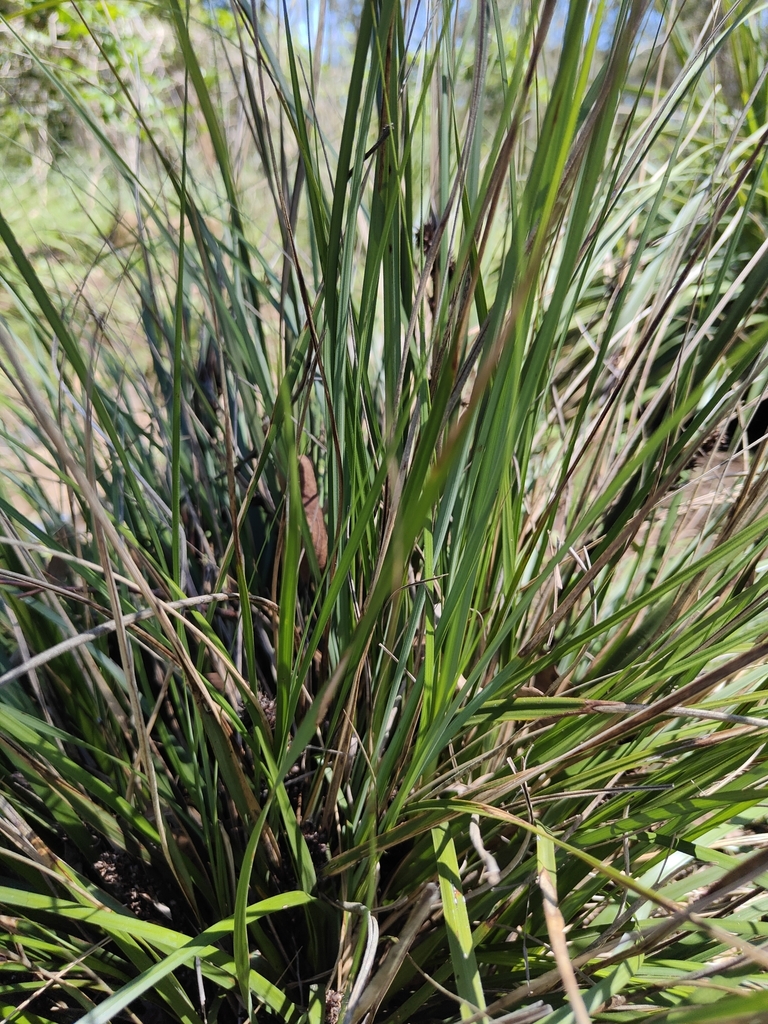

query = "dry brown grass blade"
[538,859,591,1024]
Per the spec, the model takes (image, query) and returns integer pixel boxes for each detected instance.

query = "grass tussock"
[2,0,768,1022]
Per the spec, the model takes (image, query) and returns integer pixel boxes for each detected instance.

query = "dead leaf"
[299,454,328,578]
